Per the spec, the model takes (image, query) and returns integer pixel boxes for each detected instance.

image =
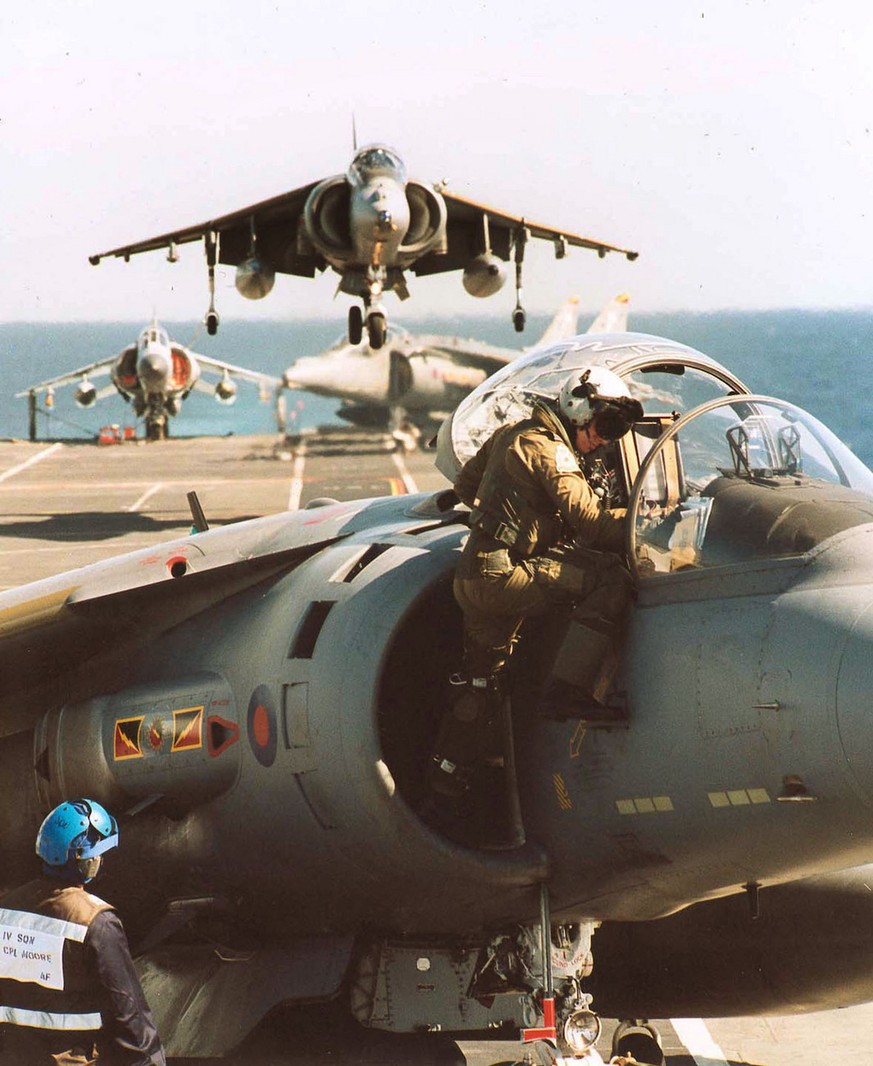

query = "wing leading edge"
[88,180,322,271]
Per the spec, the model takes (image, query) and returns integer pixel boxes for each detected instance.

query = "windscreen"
[630,395,873,576]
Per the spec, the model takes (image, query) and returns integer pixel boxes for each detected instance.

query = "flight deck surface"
[0,428,869,1065]
[0,428,449,590]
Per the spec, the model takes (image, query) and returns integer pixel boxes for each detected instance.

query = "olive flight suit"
[452,400,633,710]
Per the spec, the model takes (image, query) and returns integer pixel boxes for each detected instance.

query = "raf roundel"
[247,685,277,767]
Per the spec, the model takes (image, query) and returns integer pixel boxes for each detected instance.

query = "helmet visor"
[592,398,644,441]
[76,803,119,859]
[77,830,119,858]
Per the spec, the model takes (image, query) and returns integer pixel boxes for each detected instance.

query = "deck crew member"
[0,798,166,1066]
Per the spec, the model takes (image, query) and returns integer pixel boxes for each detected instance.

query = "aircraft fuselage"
[13,492,873,945]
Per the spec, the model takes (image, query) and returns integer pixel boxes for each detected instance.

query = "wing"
[14,358,116,398]
[412,190,639,276]
[0,505,368,738]
[88,180,325,278]
[191,353,282,391]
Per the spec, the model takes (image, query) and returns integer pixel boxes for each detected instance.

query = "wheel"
[612,1022,664,1065]
[367,312,387,350]
[512,307,526,332]
[206,310,220,335]
[348,305,363,345]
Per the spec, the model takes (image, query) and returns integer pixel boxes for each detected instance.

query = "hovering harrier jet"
[89,144,638,350]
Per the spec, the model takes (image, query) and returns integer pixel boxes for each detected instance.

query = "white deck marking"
[127,483,162,512]
[288,440,307,511]
[390,451,418,495]
[0,443,63,483]
[671,1017,730,1065]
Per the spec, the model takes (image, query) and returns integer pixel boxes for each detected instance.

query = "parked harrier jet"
[17,321,281,441]
[88,144,638,350]
[5,332,873,1065]
[283,294,629,451]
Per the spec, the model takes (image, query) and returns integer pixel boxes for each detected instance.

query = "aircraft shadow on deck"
[0,513,260,542]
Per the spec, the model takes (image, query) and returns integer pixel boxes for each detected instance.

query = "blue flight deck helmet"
[36,799,119,883]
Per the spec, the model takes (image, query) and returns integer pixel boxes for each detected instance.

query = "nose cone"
[837,596,873,804]
[284,357,332,391]
[351,181,410,248]
[284,348,387,403]
[138,348,171,390]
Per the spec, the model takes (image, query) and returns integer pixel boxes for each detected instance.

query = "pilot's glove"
[635,547,657,577]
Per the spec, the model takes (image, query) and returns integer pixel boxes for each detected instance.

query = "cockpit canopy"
[348,145,406,185]
[435,332,750,481]
[435,331,873,577]
[138,326,169,350]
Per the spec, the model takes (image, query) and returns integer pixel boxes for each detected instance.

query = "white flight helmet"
[558,367,633,430]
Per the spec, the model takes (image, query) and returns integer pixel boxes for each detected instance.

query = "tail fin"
[586,293,630,334]
[535,296,581,346]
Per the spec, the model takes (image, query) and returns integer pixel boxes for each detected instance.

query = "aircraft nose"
[138,350,170,388]
[836,597,873,803]
[352,182,410,242]
[284,358,324,389]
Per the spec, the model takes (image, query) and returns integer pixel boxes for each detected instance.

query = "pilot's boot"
[429,673,501,798]
[537,620,627,726]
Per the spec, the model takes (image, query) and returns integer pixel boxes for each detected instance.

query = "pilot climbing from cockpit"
[429,367,643,800]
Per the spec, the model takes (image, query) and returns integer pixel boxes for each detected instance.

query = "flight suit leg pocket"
[475,548,515,580]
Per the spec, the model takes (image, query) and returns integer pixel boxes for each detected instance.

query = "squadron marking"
[113,716,144,760]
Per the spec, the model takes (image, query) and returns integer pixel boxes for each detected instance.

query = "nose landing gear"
[345,263,391,349]
[367,309,387,350]
[347,301,388,350]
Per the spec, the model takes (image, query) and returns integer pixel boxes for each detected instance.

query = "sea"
[1,309,872,467]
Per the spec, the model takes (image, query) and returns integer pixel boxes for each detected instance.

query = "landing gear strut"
[145,418,168,442]
[344,264,390,349]
[522,885,603,1061]
[512,225,529,333]
[204,230,220,335]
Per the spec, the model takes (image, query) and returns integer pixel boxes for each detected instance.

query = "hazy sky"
[3,0,871,323]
